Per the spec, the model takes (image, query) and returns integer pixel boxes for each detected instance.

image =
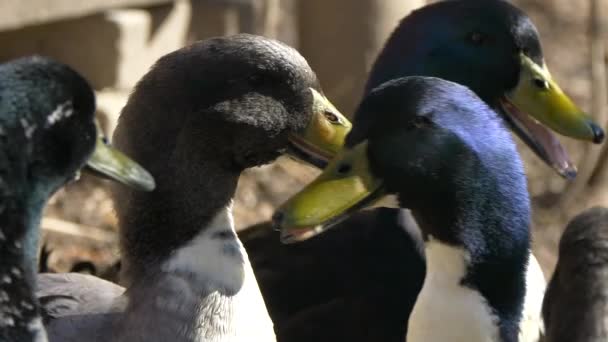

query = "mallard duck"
[275,76,542,342]
[542,207,608,342]
[0,56,153,342]
[36,34,351,342]
[241,1,599,341]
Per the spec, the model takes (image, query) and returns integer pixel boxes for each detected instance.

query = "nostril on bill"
[589,122,605,144]
[271,211,285,231]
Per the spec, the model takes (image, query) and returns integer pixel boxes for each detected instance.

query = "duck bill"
[287,88,352,168]
[500,53,604,179]
[274,142,384,243]
[85,130,156,192]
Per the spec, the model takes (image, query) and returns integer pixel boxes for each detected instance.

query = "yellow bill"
[85,122,156,192]
[500,53,604,179]
[274,142,384,243]
[505,53,603,142]
[287,88,352,168]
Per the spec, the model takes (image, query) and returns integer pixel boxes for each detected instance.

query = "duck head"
[0,56,154,268]
[0,56,154,342]
[114,34,349,174]
[0,56,154,205]
[365,0,603,179]
[111,34,350,284]
[275,76,529,247]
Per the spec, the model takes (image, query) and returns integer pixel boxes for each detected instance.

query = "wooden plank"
[0,0,173,31]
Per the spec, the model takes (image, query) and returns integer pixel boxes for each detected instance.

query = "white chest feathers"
[161,204,276,341]
[519,253,546,342]
[407,240,546,342]
[407,241,501,342]
[162,204,244,294]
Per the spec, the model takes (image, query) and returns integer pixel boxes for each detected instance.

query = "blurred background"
[1,0,606,279]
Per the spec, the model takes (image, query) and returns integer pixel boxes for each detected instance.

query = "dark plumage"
[542,207,608,342]
[365,0,539,98]
[246,208,424,342]
[0,56,152,342]
[0,56,96,342]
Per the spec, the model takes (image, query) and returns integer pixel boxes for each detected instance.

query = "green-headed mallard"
[276,76,542,342]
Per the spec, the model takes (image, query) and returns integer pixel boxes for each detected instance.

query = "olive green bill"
[500,53,604,179]
[274,142,385,243]
[85,122,156,192]
[287,88,352,168]
[506,54,603,142]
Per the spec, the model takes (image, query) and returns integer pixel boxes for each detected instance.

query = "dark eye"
[324,111,340,124]
[101,136,109,145]
[411,115,433,129]
[532,78,549,90]
[337,163,352,175]
[467,31,486,46]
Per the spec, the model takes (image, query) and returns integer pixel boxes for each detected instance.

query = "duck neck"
[115,154,275,341]
[117,149,242,284]
[115,203,275,341]
[408,176,531,342]
[0,194,47,342]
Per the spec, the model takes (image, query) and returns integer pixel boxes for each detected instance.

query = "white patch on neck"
[46,101,74,127]
[407,238,500,342]
[162,202,244,294]
[212,246,277,341]
[161,202,276,341]
[408,238,545,342]
[519,253,546,342]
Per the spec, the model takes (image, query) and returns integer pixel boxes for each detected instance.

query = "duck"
[0,56,154,342]
[36,34,351,342]
[240,1,601,341]
[541,206,608,342]
[274,76,542,342]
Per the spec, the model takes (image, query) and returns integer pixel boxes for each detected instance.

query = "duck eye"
[337,163,352,175]
[411,115,433,129]
[532,78,549,90]
[323,111,340,124]
[101,136,109,145]
[467,31,486,46]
